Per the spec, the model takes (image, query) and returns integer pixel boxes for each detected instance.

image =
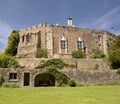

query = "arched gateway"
[34,73,55,87]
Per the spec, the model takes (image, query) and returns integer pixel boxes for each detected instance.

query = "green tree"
[108,36,120,69]
[4,30,19,56]
[72,50,86,58]
[0,53,11,68]
[91,48,106,59]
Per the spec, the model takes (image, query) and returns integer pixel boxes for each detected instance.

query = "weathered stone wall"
[17,58,110,70]
[0,68,120,87]
[62,70,120,84]
[17,22,115,58]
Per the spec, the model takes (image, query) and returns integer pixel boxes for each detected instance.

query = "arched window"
[77,37,83,49]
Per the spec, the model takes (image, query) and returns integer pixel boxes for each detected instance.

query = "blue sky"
[0,0,120,51]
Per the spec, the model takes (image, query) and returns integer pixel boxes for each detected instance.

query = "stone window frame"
[9,72,18,81]
[61,40,66,49]
[77,37,83,50]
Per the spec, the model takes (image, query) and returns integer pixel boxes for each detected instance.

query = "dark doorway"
[24,73,30,86]
[34,73,55,87]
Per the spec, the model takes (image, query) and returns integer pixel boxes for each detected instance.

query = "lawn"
[0,85,120,104]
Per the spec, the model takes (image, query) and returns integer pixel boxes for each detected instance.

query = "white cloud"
[0,20,13,51]
[92,6,120,30]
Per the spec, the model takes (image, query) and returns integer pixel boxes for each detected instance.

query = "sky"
[0,0,120,51]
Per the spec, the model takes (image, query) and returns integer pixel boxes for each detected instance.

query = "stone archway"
[34,73,55,87]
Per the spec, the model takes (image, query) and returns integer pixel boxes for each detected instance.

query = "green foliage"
[0,53,11,68]
[91,48,106,59]
[117,68,120,74]
[2,83,20,88]
[0,53,21,68]
[46,67,70,86]
[8,57,21,68]
[94,82,120,86]
[108,36,120,69]
[4,30,19,56]
[72,50,86,58]
[0,76,4,86]
[69,79,77,87]
[35,59,69,69]
[93,64,99,70]
[35,48,48,58]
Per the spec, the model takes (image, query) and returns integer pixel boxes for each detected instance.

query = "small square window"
[9,73,17,80]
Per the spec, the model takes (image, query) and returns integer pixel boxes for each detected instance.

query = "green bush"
[93,64,99,70]
[69,79,77,87]
[8,57,21,68]
[35,48,48,58]
[0,53,11,68]
[117,68,120,74]
[47,67,70,86]
[0,76,4,86]
[35,58,74,69]
[2,83,20,88]
[72,50,86,58]
[91,48,106,59]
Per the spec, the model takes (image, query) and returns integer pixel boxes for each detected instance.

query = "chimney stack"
[68,18,73,27]
[112,27,114,34]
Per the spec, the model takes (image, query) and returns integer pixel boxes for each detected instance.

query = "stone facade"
[17,58,109,70]
[0,68,120,87]
[17,18,115,58]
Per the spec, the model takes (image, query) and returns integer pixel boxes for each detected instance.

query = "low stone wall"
[0,68,120,86]
[62,70,120,84]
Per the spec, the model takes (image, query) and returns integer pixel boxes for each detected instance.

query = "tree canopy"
[108,35,120,69]
[0,30,20,68]
[4,30,19,56]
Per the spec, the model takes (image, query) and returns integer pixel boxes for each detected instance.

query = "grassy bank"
[0,85,120,104]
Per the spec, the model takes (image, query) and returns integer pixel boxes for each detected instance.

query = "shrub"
[35,48,48,58]
[117,68,120,74]
[69,79,77,87]
[91,48,106,59]
[8,57,21,68]
[93,64,99,70]
[72,50,86,58]
[35,58,74,69]
[0,76,4,86]
[0,53,11,68]
[47,67,70,86]
[2,83,20,88]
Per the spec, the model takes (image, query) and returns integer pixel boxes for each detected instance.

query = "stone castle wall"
[17,23,115,58]
[17,58,109,70]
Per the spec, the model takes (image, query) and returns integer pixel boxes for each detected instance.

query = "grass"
[0,85,120,104]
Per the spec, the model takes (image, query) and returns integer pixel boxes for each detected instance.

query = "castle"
[1,18,119,87]
[17,18,114,58]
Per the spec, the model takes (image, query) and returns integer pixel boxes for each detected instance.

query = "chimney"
[112,27,114,34]
[68,18,73,27]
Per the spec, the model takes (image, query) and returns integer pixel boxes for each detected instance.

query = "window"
[9,73,17,80]
[61,40,66,49]
[77,41,82,49]
[26,34,29,43]
[22,36,25,43]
